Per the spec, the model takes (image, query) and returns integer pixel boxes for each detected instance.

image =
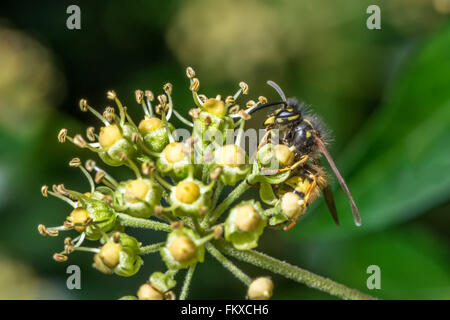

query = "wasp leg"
[246,180,260,188]
[283,172,317,231]
[257,129,274,150]
[278,154,310,173]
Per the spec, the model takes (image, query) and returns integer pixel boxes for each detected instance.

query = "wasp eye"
[306,130,312,139]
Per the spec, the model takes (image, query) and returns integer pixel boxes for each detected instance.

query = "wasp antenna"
[315,137,361,226]
[267,80,287,102]
[247,101,287,115]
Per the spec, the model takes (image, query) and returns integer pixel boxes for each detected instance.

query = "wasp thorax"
[175,181,200,204]
[99,124,123,150]
[125,179,149,203]
[169,236,197,263]
[281,192,303,219]
[235,205,261,232]
[164,142,185,163]
[68,208,89,232]
[203,98,226,117]
[138,117,163,133]
[248,277,274,300]
[274,144,295,167]
[137,283,164,300]
[216,145,246,167]
[99,242,121,269]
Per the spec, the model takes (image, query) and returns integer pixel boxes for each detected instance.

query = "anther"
[189,78,200,92]
[86,127,96,141]
[186,66,196,79]
[58,128,68,143]
[41,185,49,197]
[258,96,268,104]
[73,134,87,148]
[53,253,68,262]
[85,160,96,172]
[145,90,154,101]
[106,90,117,100]
[163,83,173,95]
[79,99,88,112]
[69,158,82,167]
[95,171,106,184]
[135,90,144,104]
[239,82,249,94]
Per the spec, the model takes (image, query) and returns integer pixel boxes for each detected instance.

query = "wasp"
[248,81,361,229]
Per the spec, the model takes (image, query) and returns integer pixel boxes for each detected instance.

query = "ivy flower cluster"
[38,67,374,300]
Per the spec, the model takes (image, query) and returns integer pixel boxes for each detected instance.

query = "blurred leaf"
[289,22,450,240]
[316,225,450,299]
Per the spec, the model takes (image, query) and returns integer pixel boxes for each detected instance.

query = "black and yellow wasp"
[249,81,361,230]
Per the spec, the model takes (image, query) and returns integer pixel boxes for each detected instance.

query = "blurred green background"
[0,0,449,299]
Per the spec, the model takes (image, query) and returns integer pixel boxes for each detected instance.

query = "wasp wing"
[322,183,340,226]
[315,136,362,226]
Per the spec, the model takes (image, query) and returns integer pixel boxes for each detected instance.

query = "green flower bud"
[115,178,163,218]
[169,178,212,217]
[98,124,137,166]
[138,117,173,153]
[160,228,205,270]
[247,277,274,300]
[225,200,267,250]
[156,142,191,181]
[212,144,251,186]
[148,271,177,293]
[68,198,118,241]
[96,233,143,277]
[256,143,293,184]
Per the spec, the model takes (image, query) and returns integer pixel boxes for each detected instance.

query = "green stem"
[208,174,255,224]
[117,213,172,232]
[206,243,251,286]
[139,242,165,255]
[214,239,376,300]
[180,264,196,300]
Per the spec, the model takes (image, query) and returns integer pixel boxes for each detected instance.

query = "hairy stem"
[180,264,196,300]
[206,243,252,286]
[117,213,172,232]
[214,239,376,300]
[139,242,165,255]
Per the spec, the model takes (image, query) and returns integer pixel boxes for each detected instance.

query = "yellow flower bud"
[281,192,303,219]
[99,124,122,150]
[216,144,246,167]
[99,242,121,269]
[234,205,261,232]
[274,144,295,167]
[203,98,226,117]
[68,208,89,232]
[137,283,164,300]
[138,117,163,133]
[175,181,200,204]
[164,142,185,163]
[248,277,274,300]
[125,179,149,203]
[169,236,197,263]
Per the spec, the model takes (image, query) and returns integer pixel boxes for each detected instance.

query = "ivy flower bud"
[213,144,251,186]
[169,178,212,217]
[203,98,227,118]
[160,228,205,270]
[156,142,191,181]
[257,143,294,184]
[96,233,143,277]
[68,198,118,241]
[137,283,164,300]
[138,117,173,153]
[281,192,304,219]
[115,178,163,218]
[247,277,274,300]
[225,200,267,250]
[98,124,137,166]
